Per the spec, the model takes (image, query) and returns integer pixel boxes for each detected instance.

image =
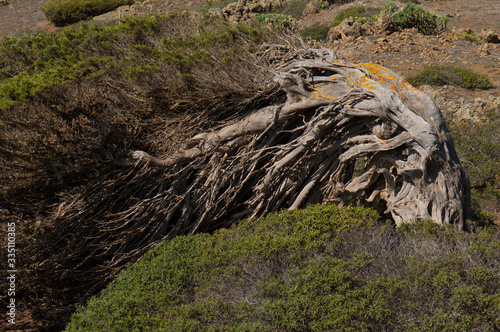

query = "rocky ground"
[1,0,498,110]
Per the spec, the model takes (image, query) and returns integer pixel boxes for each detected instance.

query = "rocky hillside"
[2,0,498,107]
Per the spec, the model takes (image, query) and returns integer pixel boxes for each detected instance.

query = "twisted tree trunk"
[46,47,471,295]
[109,47,471,229]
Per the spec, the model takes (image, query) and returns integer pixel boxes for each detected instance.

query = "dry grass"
[0,13,300,329]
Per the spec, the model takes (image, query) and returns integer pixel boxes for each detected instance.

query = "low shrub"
[299,22,331,41]
[407,65,493,89]
[0,13,284,114]
[447,108,500,222]
[65,204,500,331]
[461,31,480,43]
[42,0,134,26]
[332,5,379,27]
[382,2,448,35]
[274,0,317,19]
[254,13,298,29]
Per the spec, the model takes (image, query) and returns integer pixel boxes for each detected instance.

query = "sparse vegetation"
[66,204,500,331]
[462,31,481,43]
[42,0,134,26]
[407,65,493,89]
[273,0,310,19]
[332,5,379,27]
[254,13,298,28]
[448,107,500,224]
[382,2,449,35]
[299,22,331,41]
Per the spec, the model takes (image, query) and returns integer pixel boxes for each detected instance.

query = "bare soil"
[0,0,55,39]
[301,0,500,99]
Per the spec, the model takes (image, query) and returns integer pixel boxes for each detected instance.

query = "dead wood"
[35,47,471,297]
[106,47,471,227]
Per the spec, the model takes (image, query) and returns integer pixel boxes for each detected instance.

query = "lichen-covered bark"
[110,47,470,229]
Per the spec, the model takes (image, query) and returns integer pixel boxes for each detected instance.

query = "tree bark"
[107,47,471,230]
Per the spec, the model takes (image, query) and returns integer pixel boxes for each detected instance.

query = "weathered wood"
[106,47,470,229]
[50,47,471,294]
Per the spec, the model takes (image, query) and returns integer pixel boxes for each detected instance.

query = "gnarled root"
[49,47,471,294]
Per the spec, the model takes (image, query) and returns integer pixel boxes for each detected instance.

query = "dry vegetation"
[0,13,299,329]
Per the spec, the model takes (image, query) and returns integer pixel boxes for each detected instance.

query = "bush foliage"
[254,13,298,29]
[382,2,448,35]
[407,65,493,89]
[0,12,292,216]
[42,0,134,26]
[299,22,331,41]
[66,204,500,331]
[332,5,379,27]
[448,108,500,223]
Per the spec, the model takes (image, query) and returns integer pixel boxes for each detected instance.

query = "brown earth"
[301,0,500,99]
[1,0,498,99]
[0,0,499,331]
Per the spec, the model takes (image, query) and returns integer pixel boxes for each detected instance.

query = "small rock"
[328,17,371,42]
[477,44,490,55]
[303,0,329,15]
[480,29,500,43]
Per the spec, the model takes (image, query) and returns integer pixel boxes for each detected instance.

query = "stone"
[222,0,284,22]
[303,0,329,16]
[480,29,500,43]
[328,17,366,42]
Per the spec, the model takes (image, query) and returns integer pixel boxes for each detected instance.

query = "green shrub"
[407,66,493,89]
[254,13,298,29]
[382,2,448,35]
[461,31,480,43]
[0,13,285,113]
[42,0,134,26]
[65,204,500,331]
[447,108,500,222]
[273,0,310,19]
[299,22,331,41]
[332,5,379,26]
